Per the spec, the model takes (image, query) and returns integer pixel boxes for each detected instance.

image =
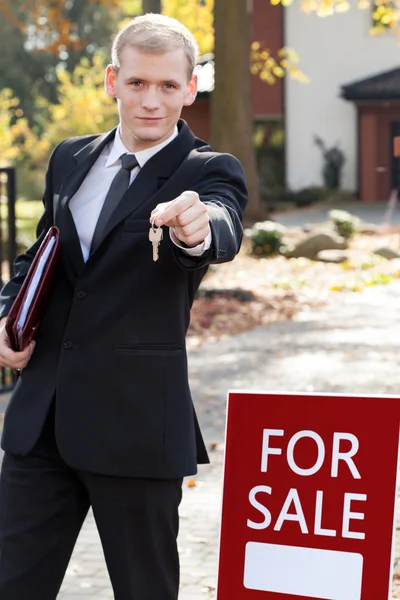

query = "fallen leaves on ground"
[188,292,299,347]
[187,231,400,346]
[393,573,400,597]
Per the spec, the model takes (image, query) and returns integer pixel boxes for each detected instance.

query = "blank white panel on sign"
[244,542,363,599]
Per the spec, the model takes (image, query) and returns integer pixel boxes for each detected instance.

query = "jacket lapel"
[88,120,196,260]
[55,128,117,278]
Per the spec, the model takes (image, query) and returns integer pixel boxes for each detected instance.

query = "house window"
[254,118,285,203]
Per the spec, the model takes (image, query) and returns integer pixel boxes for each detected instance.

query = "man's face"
[105,46,197,152]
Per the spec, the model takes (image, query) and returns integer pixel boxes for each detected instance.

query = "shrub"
[245,220,287,256]
[291,186,328,207]
[263,186,328,212]
[329,209,360,239]
[323,189,357,204]
[314,136,346,190]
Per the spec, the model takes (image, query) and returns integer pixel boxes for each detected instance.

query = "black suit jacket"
[0,120,247,478]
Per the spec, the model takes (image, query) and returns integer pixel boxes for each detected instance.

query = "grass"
[15,200,43,249]
[0,199,43,251]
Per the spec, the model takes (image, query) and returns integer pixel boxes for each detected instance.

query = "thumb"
[27,341,36,359]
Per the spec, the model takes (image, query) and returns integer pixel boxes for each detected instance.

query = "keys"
[149,221,163,262]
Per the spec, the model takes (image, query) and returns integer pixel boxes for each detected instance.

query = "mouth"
[137,117,164,121]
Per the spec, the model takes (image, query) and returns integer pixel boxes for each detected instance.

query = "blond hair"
[111,13,198,81]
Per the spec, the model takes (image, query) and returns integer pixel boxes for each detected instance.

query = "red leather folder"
[5,226,60,352]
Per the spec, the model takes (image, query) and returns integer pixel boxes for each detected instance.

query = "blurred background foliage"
[0,0,399,213]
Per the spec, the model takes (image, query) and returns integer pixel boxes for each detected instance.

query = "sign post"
[217,392,400,600]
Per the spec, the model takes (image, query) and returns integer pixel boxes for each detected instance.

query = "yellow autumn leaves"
[0,90,48,167]
[371,0,400,31]
[251,44,310,85]
[271,0,400,32]
[42,55,117,143]
[163,0,214,55]
[0,54,118,170]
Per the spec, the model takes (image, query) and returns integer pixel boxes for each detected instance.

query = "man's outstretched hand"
[151,191,210,248]
[0,318,35,370]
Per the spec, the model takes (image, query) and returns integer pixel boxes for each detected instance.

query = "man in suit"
[0,12,247,600]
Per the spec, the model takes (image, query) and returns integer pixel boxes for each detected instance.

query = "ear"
[183,74,198,107]
[105,64,118,99]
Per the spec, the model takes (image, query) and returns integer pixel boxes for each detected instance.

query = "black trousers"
[0,403,182,600]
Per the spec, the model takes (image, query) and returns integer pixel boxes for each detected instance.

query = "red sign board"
[217,392,400,600]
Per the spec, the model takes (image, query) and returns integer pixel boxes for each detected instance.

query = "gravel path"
[1,280,400,598]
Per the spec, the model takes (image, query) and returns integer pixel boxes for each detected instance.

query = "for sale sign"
[217,392,400,600]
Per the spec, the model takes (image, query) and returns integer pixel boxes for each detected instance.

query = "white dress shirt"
[69,126,212,262]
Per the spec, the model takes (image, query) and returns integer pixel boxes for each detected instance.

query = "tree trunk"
[142,0,161,13]
[211,0,263,221]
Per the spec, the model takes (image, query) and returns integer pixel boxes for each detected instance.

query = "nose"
[141,87,161,111]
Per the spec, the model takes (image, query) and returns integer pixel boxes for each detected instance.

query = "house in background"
[184,1,400,203]
[342,67,400,202]
[285,6,400,202]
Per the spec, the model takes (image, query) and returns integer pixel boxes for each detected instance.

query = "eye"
[164,83,176,90]
[131,81,143,87]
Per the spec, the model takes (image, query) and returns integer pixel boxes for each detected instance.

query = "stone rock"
[373,247,400,260]
[359,223,379,235]
[316,249,348,263]
[285,231,348,259]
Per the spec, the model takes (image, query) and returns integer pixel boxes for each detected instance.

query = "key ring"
[150,216,162,232]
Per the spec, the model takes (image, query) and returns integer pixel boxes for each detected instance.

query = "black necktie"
[90,153,139,254]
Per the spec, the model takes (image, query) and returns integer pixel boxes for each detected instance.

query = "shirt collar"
[105,125,179,169]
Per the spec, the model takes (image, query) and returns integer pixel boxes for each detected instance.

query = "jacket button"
[63,341,74,350]
[76,290,86,299]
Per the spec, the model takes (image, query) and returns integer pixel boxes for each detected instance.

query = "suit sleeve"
[0,144,60,319]
[172,153,248,270]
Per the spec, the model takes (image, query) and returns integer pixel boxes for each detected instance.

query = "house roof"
[341,67,400,101]
[194,53,214,96]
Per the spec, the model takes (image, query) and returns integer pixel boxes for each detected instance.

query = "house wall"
[252,0,283,118]
[284,8,400,195]
[182,98,210,142]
